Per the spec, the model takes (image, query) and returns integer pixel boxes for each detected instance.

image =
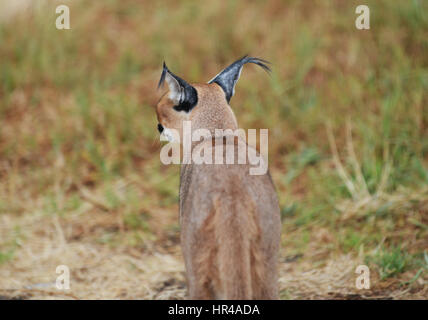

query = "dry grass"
[0,202,426,300]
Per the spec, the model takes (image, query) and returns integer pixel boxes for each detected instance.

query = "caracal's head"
[155,56,270,143]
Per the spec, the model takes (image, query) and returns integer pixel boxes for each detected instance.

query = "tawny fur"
[156,76,281,300]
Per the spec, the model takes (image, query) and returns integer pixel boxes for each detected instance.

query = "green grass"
[366,246,410,280]
[0,226,22,265]
[0,250,15,265]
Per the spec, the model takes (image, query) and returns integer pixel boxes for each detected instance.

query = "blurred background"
[0,0,427,299]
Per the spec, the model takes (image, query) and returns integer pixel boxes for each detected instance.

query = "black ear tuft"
[208,55,271,103]
[157,62,168,89]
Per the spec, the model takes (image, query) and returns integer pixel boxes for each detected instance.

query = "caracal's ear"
[208,55,271,103]
[158,62,198,112]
